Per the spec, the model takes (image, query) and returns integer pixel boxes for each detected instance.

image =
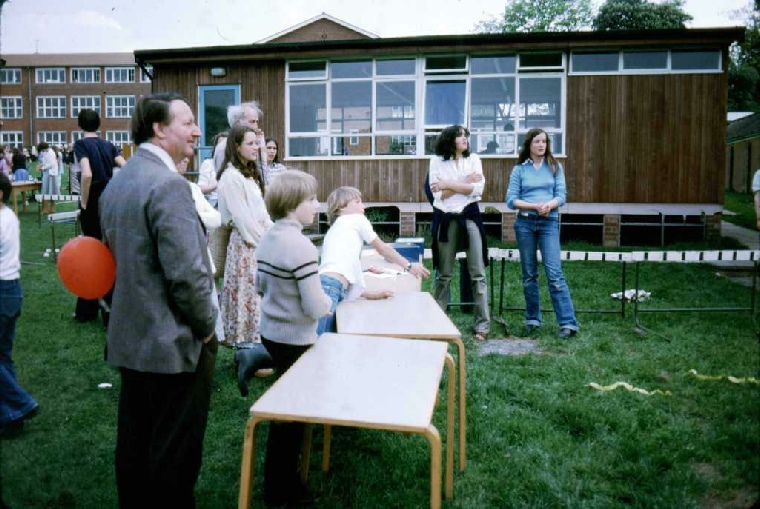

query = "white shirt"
[0,206,21,280]
[197,158,218,201]
[753,169,760,194]
[139,142,177,173]
[429,153,484,213]
[319,214,378,301]
[217,164,272,246]
[40,148,58,176]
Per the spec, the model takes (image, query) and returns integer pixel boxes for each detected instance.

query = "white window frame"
[105,67,135,83]
[37,131,67,145]
[106,130,131,147]
[568,48,723,76]
[0,96,23,119]
[71,67,101,83]
[285,55,567,159]
[0,131,24,148]
[0,69,22,84]
[106,95,135,118]
[36,96,67,118]
[35,67,65,84]
[71,96,102,118]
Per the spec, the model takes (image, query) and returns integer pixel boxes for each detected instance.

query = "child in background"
[255,169,332,506]
[316,186,430,335]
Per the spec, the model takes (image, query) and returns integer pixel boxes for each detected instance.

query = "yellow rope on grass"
[587,382,672,396]
[688,369,759,385]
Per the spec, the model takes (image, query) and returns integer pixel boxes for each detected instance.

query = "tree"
[475,0,595,33]
[593,0,692,31]
[728,2,760,111]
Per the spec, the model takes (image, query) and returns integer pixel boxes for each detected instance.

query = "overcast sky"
[0,0,751,54]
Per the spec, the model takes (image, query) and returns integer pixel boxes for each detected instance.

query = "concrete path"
[721,221,759,250]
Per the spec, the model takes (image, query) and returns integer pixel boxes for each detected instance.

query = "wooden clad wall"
[152,62,286,153]
[566,73,727,204]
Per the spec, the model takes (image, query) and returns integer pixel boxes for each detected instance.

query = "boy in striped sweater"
[255,169,331,506]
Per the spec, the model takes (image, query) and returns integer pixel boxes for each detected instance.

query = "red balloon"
[57,237,116,299]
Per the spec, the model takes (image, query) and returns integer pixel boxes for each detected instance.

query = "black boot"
[234,345,275,397]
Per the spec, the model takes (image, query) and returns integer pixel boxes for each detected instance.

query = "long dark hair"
[217,125,265,194]
[265,138,280,164]
[435,125,470,161]
[519,128,559,174]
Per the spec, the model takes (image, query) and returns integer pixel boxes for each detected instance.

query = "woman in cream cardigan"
[217,125,273,349]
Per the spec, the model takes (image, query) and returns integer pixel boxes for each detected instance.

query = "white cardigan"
[217,164,272,247]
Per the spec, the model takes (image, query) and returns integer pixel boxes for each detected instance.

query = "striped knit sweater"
[256,218,332,345]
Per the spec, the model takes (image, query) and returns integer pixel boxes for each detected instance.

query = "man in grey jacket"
[100,92,217,508]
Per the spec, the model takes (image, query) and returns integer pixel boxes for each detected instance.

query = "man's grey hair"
[227,101,262,127]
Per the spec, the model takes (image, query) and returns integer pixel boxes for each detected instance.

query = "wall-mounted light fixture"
[210,67,227,77]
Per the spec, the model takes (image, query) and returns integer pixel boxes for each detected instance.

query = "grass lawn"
[724,191,756,231]
[2,201,759,508]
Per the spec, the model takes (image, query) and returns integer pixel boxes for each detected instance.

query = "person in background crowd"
[72,109,126,324]
[197,132,226,208]
[36,142,57,207]
[0,146,11,177]
[0,173,39,439]
[261,138,286,186]
[213,102,266,173]
[99,92,217,508]
[506,128,579,339]
[429,125,490,341]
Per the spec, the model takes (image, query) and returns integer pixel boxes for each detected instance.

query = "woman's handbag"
[208,225,232,279]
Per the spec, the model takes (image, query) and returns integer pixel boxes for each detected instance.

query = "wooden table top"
[11,181,41,190]
[250,333,448,431]
[336,291,460,340]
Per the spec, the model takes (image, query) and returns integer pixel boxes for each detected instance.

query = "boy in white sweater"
[255,169,331,506]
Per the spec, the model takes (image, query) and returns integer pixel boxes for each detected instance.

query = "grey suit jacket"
[100,147,216,374]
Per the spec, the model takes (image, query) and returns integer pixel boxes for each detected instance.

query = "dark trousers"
[75,183,110,321]
[115,338,217,509]
[261,337,311,501]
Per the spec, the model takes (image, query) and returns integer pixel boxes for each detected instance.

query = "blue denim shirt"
[505,159,566,218]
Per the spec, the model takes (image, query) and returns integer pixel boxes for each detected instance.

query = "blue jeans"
[315,275,347,336]
[514,216,579,330]
[0,279,37,427]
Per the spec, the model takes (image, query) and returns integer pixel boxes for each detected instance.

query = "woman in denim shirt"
[506,128,579,339]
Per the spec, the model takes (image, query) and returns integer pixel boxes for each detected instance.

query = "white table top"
[336,291,461,340]
[250,333,448,431]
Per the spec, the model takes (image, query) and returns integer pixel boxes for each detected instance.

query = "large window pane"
[331,81,371,134]
[331,61,372,79]
[425,80,465,126]
[572,52,619,72]
[471,56,516,74]
[471,133,516,156]
[201,88,236,144]
[288,61,326,79]
[671,50,720,70]
[519,78,562,129]
[623,51,667,70]
[376,59,415,76]
[470,77,516,132]
[289,136,330,157]
[376,135,417,155]
[332,136,371,156]
[290,84,326,133]
[376,81,415,131]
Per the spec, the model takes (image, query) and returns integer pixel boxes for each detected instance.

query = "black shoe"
[558,327,576,339]
[234,345,275,397]
[523,325,540,337]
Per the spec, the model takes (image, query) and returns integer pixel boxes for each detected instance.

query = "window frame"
[0,131,24,148]
[0,69,22,84]
[35,67,66,84]
[105,67,136,83]
[37,131,67,145]
[106,130,131,147]
[105,95,136,118]
[0,96,23,119]
[36,96,67,118]
[569,48,723,76]
[71,67,101,83]
[71,95,102,118]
